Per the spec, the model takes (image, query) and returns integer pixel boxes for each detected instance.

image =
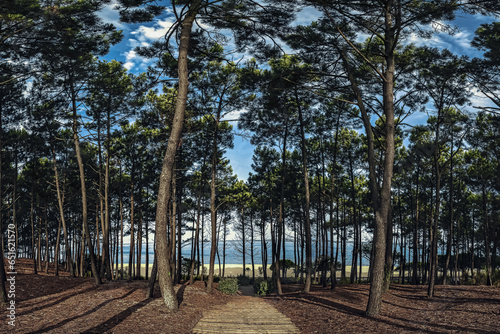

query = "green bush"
[218,277,239,294]
[182,274,202,281]
[283,276,303,284]
[474,271,488,285]
[253,278,274,295]
[270,259,295,271]
[237,274,252,286]
[493,270,500,286]
[463,269,500,286]
[338,277,351,285]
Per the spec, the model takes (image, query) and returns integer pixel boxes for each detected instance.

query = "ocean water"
[116,240,359,266]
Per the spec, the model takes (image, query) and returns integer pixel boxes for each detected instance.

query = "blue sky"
[98,2,497,181]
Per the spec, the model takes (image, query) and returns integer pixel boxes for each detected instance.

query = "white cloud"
[468,86,496,111]
[99,1,124,29]
[121,18,176,71]
[131,18,175,42]
[124,61,134,70]
[125,50,138,61]
[449,31,472,50]
[122,50,142,70]
[222,108,246,122]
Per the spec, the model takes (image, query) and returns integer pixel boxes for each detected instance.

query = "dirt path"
[192,286,300,334]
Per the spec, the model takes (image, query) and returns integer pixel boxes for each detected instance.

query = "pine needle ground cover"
[1,259,499,333]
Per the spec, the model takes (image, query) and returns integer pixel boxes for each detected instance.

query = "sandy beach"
[117,263,371,280]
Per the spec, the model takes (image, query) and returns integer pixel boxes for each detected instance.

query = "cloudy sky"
[97,2,496,181]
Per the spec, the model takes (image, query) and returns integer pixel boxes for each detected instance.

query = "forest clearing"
[2,1,500,332]
[0,259,499,333]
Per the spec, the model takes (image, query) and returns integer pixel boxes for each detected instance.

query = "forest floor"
[1,258,499,333]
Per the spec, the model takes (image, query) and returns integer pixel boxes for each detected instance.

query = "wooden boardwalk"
[192,290,300,334]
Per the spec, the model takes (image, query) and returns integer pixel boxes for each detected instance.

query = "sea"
[118,240,358,266]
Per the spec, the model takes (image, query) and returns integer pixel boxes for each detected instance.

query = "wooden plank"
[193,296,300,334]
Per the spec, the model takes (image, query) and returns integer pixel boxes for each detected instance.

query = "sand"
[116,263,371,280]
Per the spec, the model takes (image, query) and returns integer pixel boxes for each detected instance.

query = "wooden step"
[193,297,300,334]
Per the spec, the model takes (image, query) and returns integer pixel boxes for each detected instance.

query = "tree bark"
[275,119,288,295]
[207,113,219,293]
[71,81,101,285]
[428,103,444,297]
[102,109,112,280]
[189,185,203,284]
[383,204,394,290]
[155,0,200,309]
[129,177,135,280]
[365,4,396,316]
[412,165,420,285]
[482,184,492,286]
[52,148,74,277]
[444,133,454,285]
[147,250,158,298]
[296,91,313,293]
[0,106,7,303]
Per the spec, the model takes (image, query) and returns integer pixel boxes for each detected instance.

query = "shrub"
[474,271,488,285]
[338,277,351,285]
[253,278,274,296]
[493,270,500,286]
[283,276,303,284]
[218,277,239,294]
[237,274,252,286]
[270,259,295,271]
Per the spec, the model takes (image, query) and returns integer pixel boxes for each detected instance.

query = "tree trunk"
[261,218,268,280]
[13,148,18,259]
[412,165,420,285]
[71,81,101,284]
[137,208,143,279]
[97,117,106,279]
[95,203,100,262]
[30,173,37,275]
[177,172,183,284]
[482,184,492,286]
[275,120,288,294]
[330,111,341,289]
[102,110,112,280]
[365,5,396,315]
[154,0,200,309]
[242,207,246,277]
[0,103,7,305]
[207,106,221,292]
[349,149,358,284]
[52,148,74,277]
[119,161,124,280]
[295,90,313,293]
[250,211,255,282]
[428,104,443,298]
[428,169,441,297]
[383,203,394,290]
[189,186,203,284]
[129,178,135,280]
[171,166,177,281]
[147,250,158,298]
[444,134,454,285]
[54,215,62,276]
[340,42,391,314]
